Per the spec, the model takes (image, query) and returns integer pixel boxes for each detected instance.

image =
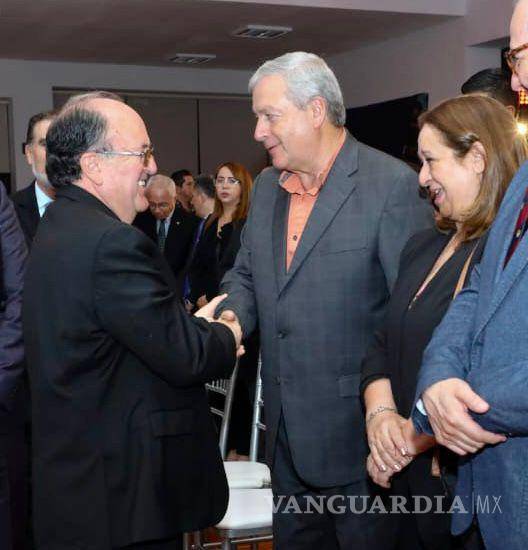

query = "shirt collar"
[279,129,346,196]
[34,180,54,217]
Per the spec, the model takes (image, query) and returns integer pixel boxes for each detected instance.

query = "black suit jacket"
[134,207,199,294]
[23,185,236,549]
[360,228,486,544]
[11,182,40,247]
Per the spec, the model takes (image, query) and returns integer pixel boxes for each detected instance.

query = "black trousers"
[271,414,398,550]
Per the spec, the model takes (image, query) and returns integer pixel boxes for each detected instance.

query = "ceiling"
[0,0,455,70]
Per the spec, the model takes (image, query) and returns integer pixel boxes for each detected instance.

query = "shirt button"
[293,235,298,241]
[278,331,285,339]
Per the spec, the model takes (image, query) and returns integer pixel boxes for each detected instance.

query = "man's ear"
[24,143,34,166]
[80,151,104,185]
[310,96,327,129]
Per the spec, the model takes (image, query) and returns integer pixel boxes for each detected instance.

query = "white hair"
[146,174,176,197]
[249,52,346,127]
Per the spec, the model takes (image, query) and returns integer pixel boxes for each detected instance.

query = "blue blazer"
[414,161,528,549]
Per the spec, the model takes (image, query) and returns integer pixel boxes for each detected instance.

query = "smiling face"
[418,124,483,224]
[215,166,241,208]
[252,74,317,172]
[82,99,157,223]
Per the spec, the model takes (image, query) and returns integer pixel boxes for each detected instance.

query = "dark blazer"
[360,228,486,547]
[11,182,40,248]
[188,218,245,304]
[219,134,433,488]
[134,207,200,293]
[23,185,236,549]
[0,181,27,415]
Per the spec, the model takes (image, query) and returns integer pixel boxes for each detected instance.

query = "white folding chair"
[223,356,271,489]
[190,356,274,550]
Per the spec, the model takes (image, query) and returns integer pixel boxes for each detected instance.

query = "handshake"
[194,294,245,357]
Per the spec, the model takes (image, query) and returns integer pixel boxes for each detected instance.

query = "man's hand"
[422,378,506,455]
[196,295,208,309]
[195,294,227,320]
[195,297,244,357]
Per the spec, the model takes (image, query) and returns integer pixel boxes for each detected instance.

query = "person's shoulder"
[401,227,444,264]
[11,183,35,206]
[355,140,415,177]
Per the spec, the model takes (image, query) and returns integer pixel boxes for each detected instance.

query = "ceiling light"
[231,25,292,40]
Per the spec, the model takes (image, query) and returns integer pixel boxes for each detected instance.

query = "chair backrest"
[206,360,239,460]
[249,356,266,462]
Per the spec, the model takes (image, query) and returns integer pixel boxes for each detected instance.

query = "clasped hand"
[194,294,245,357]
[366,412,434,488]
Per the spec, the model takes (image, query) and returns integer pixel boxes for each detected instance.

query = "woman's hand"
[367,410,412,473]
[366,453,394,489]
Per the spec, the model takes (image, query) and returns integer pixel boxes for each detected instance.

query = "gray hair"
[146,174,177,198]
[249,52,346,127]
[61,90,124,112]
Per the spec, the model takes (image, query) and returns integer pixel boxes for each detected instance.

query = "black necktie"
[158,219,167,252]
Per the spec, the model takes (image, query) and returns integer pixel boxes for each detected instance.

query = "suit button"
[277,331,285,339]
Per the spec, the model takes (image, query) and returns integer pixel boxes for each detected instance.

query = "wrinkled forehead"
[510,0,528,47]
[84,98,149,146]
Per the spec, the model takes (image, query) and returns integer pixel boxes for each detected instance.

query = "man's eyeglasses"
[95,144,155,167]
[505,43,528,75]
[215,176,240,186]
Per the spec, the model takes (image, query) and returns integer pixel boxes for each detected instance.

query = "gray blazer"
[220,134,432,487]
[414,160,528,548]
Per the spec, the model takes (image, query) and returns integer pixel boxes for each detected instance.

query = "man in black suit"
[134,175,199,295]
[23,91,242,550]
[11,110,57,247]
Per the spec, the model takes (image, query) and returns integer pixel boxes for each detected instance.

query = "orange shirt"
[281,130,346,271]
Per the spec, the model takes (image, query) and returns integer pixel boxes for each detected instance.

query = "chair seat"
[223,461,271,489]
[216,488,273,530]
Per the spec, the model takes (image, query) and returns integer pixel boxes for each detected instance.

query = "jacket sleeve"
[93,224,236,387]
[378,167,433,291]
[411,262,482,434]
[216,180,260,337]
[0,182,27,412]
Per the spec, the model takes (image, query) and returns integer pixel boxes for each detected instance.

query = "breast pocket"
[318,221,367,255]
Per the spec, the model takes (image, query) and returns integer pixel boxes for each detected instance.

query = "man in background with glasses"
[134,174,199,297]
[23,91,242,550]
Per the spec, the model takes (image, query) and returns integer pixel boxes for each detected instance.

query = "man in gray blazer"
[218,52,432,548]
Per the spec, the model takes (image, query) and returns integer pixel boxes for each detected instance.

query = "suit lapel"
[474,164,528,338]
[272,186,290,295]
[280,136,359,293]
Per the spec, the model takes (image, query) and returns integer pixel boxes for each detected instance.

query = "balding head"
[46,91,157,223]
[145,175,177,220]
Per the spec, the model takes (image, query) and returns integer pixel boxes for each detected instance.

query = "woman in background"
[190,161,257,461]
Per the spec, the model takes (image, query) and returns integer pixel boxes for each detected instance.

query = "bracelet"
[366,405,397,424]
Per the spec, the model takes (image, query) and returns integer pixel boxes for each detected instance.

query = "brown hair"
[419,94,528,241]
[207,161,253,228]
